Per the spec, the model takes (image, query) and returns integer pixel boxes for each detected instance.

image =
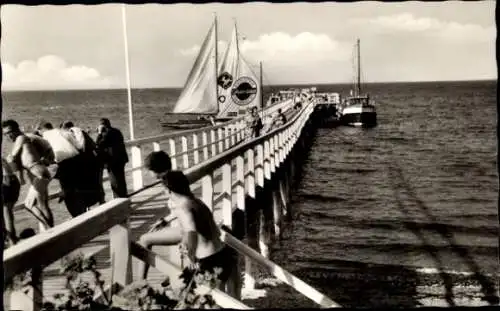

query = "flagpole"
[121,4,135,140]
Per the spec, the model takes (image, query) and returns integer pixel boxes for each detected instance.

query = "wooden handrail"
[183,101,314,185]
[4,198,130,281]
[4,97,320,310]
[130,242,252,309]
[220,229,341,308]
[125,116,246,147]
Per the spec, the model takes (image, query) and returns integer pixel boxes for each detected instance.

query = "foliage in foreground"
[9,253,222,310]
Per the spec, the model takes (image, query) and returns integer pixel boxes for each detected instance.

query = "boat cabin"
[345,95,371,107]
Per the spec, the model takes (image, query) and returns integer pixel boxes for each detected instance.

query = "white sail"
[216,24,261,119]
[173,21,218,114]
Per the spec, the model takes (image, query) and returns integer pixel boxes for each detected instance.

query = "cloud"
[177,32,350,67]
[176,32,351,84]
[240,32,350,65]
[179,45,201,56]
[2,55,112,90]
[351,13,494,43]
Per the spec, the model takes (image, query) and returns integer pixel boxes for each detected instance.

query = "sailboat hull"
[161,113,214,130]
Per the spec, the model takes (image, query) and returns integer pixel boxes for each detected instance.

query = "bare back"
[11,135,50,179]
[176,197,223,259]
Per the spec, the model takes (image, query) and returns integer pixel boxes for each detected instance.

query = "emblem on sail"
[217,72,233,90]
[216,22,261,118]
[231,76,258,106]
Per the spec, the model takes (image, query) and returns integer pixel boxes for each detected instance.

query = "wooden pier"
[3,97,340,310]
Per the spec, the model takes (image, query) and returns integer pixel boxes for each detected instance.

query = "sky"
[0,1,496,90]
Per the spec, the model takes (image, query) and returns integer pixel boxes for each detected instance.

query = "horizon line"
[1,78,496,92]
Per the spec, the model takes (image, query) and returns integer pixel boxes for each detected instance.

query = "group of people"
[2,107,297,295]
[3,118,239,295]
[2,118,128,245]
[245,106,289,140]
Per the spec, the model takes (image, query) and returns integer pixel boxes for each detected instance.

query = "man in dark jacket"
[96,118,129,198]
[62,121,105,206]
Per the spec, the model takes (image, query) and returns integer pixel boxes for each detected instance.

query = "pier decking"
[4,97,341,310]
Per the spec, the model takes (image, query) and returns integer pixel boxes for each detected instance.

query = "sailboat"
[161,16,219,129]
[161,18,263,129]
[337,39,377,128]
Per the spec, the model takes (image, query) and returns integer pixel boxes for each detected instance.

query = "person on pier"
[62,121,106,206]
[137,170,239,297]
[269,108,287,131]
[246,106,263,139]
[2,120,55,230]
[96,118,129,198]
[145,150,172,180]
[38,122,87,217]
[2,157,20,246]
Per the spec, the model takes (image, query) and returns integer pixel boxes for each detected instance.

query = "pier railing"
[5,97,341,309]
[13,99,300,212]
[13,115,250,212]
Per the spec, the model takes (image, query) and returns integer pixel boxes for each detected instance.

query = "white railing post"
[286,127,292,156]
[153,142,161,152]
[246,149,256,198]
[241,120,247,141]
[256,144,265,187]
[192,134,199,165]
[264,140,271,180]
[169,138,177,170]
[221,163,232,228]
[237,153,254,290]
[269,136,276,173]
[236,121,242,142]
[201,174,214,211]
[210,129,217,156]
[235,156,245,212]
[218,128,224,153]
[109,219,133,288]
[202,131,209,161]
[181,136,189,169]
[224,127,230,150]
[275,134,281,166]
[277,132,283,164]
[230,125,236,146]
[131,145,143,191]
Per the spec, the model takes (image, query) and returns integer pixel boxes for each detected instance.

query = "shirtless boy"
[137,170,237,293]
[2,119,54,229]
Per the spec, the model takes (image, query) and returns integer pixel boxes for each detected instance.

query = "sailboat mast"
[356,38,361,96]
[234,20,240,58]
[214,14,219,115]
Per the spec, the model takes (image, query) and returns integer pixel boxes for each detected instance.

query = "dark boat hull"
[339,111,377,128]
[161,113,233,130]
[161,113,214,130]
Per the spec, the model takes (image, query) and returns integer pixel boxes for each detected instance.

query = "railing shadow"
[291,261,420,308]
[389,163,499,305]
